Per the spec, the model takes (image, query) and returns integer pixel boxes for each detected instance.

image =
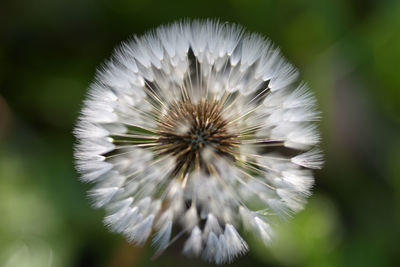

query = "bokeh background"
[1,0,400,266]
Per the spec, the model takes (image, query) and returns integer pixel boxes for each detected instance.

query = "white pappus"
[74,19,323,264]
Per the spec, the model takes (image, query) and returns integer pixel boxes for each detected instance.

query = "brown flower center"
[156,99,240,177]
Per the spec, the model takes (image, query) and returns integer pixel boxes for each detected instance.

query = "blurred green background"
[1,0,400,266]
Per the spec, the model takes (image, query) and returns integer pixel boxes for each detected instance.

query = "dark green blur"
[1,0,399,266]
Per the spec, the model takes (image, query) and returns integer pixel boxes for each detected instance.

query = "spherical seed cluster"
[74,20,323,264]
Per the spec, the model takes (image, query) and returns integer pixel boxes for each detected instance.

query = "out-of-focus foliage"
[1,0,399,266]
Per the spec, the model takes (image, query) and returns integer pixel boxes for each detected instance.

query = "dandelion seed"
[74,19,323,264]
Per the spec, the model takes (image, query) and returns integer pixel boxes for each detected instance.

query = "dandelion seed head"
[74,19,323,264]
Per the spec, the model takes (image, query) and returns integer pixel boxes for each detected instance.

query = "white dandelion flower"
[74,19,323,264]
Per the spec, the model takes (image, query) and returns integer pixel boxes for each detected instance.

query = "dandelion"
[74,20,323,264]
